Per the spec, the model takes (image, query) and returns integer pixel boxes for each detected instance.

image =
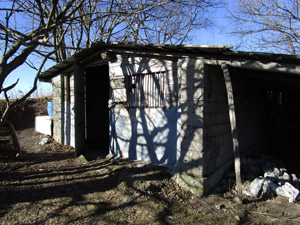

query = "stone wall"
[52,74,75,147]
[175,63,267,195]
[202,65,267,193]
[174,58,205,195]
[202,65,233,191]
[52,75,63,143]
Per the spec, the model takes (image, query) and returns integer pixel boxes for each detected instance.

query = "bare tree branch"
[0,0,222,128]
[228,0,300,54]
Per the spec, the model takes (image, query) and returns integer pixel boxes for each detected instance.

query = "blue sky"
[3,0,236,96]
[3,59,54,98]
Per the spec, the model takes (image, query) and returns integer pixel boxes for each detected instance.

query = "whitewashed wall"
[69,75,75,147]
[109,55,178,107]
[108,54,181,166]
[110,108,181,165]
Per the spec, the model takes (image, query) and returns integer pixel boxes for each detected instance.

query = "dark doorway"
[265,90,300,174]
[85,64,110,156]
[231,67,300,174]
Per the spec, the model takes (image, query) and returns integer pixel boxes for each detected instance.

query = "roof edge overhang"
[38,42,300,82]
[204,58,300,75]
[38,42,233,81]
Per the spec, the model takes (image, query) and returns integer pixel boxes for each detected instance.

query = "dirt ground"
[1,98,300,225]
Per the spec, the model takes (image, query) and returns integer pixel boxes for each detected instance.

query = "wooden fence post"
[221,63,242,196]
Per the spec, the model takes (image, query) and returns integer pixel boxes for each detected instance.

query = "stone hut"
[38,43,300,195]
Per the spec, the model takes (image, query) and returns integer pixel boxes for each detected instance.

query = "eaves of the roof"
[38,42,233,81]
[38,42,300,82]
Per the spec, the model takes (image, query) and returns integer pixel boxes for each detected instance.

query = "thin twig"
[249,211,300,222]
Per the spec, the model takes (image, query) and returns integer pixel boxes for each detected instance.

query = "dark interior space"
[232,67,300,174]
[265,89,300,173]
[85,64,110,156]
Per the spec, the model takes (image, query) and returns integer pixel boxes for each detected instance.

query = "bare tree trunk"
[7,121,21,156]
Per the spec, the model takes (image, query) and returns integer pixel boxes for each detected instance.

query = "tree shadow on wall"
[109,55,209,194]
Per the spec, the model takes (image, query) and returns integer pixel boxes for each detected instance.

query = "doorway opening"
[231,67,300,174]
[85,64,110,156]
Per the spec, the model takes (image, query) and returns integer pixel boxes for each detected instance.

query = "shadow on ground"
[0,148,201,224]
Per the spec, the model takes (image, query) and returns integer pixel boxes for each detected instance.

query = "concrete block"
[242,178,265,198]
[181,126,203,141]
[181,113,203,127]
[181,142,202,160]
[206,123,231,137]
[205,112,230,125]
[215,144,233,163]
[279,172,291,184]
[264,168,280,180]
[205,102,228,112]
[181,139,203,159]
[270,182,300,203]
[113,88,127,102]
[203,162,231,194]
[179,87,205,102]
[190,149,204,161]
[173,167,204,195]
[181,101,204,115]
[215,132,232,145]
[35,116,52,136]
[110,78,125,89]
[180,79,204,90]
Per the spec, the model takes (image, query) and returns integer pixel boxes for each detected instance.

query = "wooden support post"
[60,74,65,145]
[221,63,242,196]
[74,60,86,157]
[64,75,71,145]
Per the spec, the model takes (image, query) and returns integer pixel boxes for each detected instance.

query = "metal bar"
[132,74,134,107]
[135,76,137,107]
[127,75,130,107]
[154,72,157,107]
[165,71,167,107]
[160,71,162,108]
[144,74,148,107]
[124,72,168,109]
[140,74,142,108]
[149,73,152,107]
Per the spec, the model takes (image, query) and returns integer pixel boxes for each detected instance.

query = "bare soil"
[1,98,300,224]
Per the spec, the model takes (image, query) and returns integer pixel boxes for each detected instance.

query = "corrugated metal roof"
[38,42,300,81]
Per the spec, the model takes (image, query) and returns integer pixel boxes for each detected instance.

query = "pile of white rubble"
[242,166,300,203]
[218,154,300,203]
